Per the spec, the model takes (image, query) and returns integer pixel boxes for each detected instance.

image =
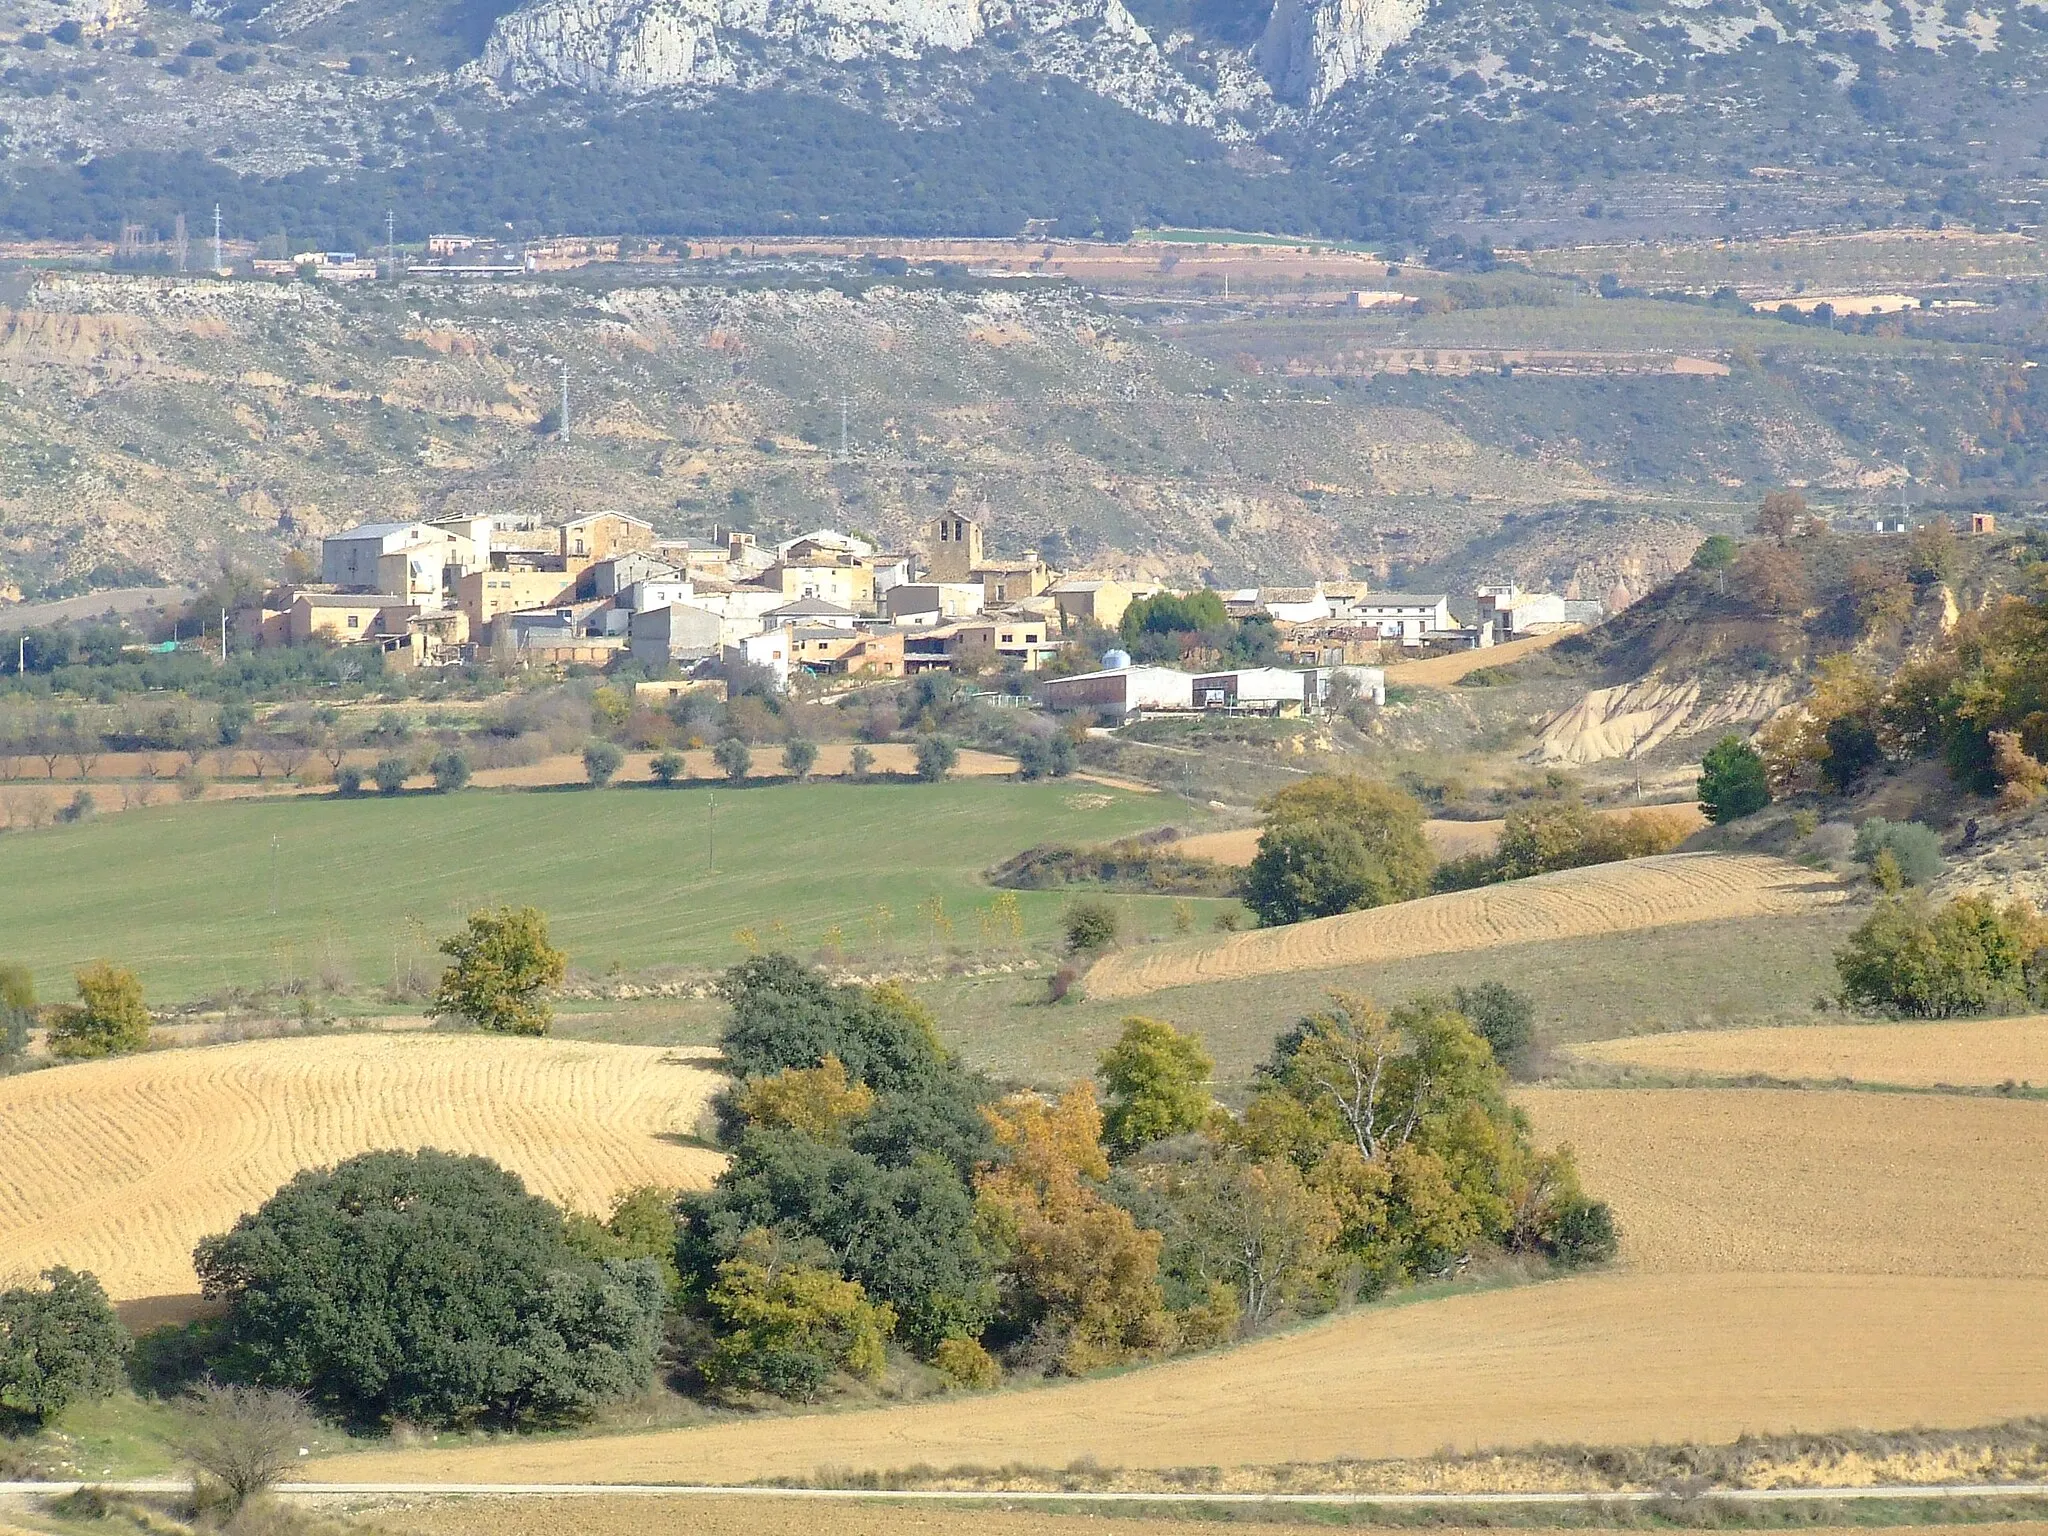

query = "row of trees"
[1237,774,1694,928]
[103,956,1607,1430]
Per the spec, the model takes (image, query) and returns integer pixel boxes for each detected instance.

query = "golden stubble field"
[1085,853,1842,1000]
[0,1034,724,1304]
[305,1086,2048,1486]
[1573,1016,2048,1086]
[1517,1088,2048,1277]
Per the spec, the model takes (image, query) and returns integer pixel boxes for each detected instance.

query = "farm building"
[1039,664,1195,718]
[1193,668,1308,714]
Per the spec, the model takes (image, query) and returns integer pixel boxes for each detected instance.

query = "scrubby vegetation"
[1433,803,1688,891]
[1835,893,2048,1017]
[990,833,1237,896]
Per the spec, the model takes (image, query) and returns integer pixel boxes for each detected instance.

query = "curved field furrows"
[1571,1017,2048,1088]
[1085,853,1843,1000]
[0,1034,725,1301]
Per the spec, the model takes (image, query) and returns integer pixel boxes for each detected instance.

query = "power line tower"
[385,209,396,279]
[212,204,223,274]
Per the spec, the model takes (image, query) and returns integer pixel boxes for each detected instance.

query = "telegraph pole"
[385,209,396,279]
[212,204,222,274]
[219,608,228,662]
[706,790,716,872]
[269,835,281,916]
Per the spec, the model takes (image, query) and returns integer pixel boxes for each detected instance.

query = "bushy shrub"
[1244,776,1434,926]
[1063,898,1120,954]
[780,737,818,780]
[47,962,150,1059]
[194,1150,664,1426]
[334,764,363,797]
[1098,1016,1213,1155]
[650,750,685,786]
[915,735,959,782]
[1436,804,1686,892]
[428,749,470,793]
[582,739,624,787]
[1451,980,1536,1075]
[1835,892,2045,1016]
[1698,735,1770,822]
[432,906,567,1036]
[1851,817,1943,887]
[712,735,752,782]
[931,1333,1001,1388]
[700,1237,893,1400]
[371,756,408,795]
[0,1268,127,1425]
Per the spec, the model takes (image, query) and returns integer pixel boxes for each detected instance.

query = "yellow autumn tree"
[975,1084,1175,1374]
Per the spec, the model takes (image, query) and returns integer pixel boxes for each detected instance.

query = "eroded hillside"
[0,268,1616,593]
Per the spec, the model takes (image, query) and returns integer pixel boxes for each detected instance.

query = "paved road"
[5,1481,2048,1505]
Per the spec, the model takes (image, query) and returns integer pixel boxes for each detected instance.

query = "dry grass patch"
[1086,854,1842,1000]
[1517,1088,2048,1278]
[0,1034,725,1302]
[1383,631,1578,687]
[1571,1018,2048,1088]
[305,1271,2048,1484]
[469,744,1017,790]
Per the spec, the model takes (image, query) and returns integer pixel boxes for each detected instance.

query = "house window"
[346,614,359,629]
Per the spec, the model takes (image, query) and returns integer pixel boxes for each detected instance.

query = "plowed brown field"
[1515,1088,2048,1277]
[0,1035,724,1301]
[1573,1017,2048,1087]
[1085,853,1841,1000]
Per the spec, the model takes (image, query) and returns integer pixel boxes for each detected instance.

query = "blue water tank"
[1102,648,1132,670]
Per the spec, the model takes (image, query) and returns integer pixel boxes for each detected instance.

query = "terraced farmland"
[0,1034,725,1303]
[1085,853,1843,1000]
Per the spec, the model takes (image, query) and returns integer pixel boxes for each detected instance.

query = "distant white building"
[1039,664,1195,718]
[885,583,985,626]
[1193,667,1307,712]
[726,628,792,688]
[320,522,452,612]
[1353,594,1454,645]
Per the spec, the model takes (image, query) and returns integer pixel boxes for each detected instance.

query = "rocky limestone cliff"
[1256,0,1424,105]
[475,0,1282,129]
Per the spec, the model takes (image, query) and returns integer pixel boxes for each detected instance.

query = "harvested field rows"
[1085,853,1842,999]
[1168,803,1706,868]
[1517,1088,2048,1278]
[0,1035,725,1302]
[1573,1017,2048,1087]
[307,1272,2048,1484]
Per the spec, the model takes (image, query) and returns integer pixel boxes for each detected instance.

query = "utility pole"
[212,204,222,274]
[706,790,715,872]
[559,361,570,439]
[219,608,228,663]
[16,633,23,676]
[385,209,396,279]
[269,835,281,916]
